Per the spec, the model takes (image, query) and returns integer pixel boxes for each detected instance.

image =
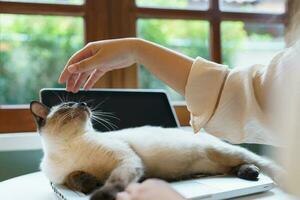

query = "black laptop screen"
[40,89,179,132]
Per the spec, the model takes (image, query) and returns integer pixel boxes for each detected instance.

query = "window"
[136,0,209,10]
[221,22,285,67]
[0,0,287,132]
[219,0,286,13]
[0,0,117,132]
[135,0,287,100]
[2,0,84,4]
[137,19,209,100]
[0,14,83,104]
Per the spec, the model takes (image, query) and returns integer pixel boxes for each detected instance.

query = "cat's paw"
[66,171,102,194]
[237,164,260,181]
[90,189,115,200]
[90,184,124,200]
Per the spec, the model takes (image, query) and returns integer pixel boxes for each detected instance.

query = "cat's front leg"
[90,162,144,200]
[65,171,103,194]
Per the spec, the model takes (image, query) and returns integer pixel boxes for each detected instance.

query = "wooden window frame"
[0,0,287,133]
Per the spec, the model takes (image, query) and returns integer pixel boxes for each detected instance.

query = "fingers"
[125,183,140,194]
[66,73,79,92]
[65,69,104,93]
[72,70,93,93]
[83,69,105,90]
[116,183,140,200]
[68,51,102,74]
[116,192,131,200]
[58,44,94,84]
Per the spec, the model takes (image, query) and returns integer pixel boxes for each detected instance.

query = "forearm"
[59,37,194,94]
[134,39,194,95]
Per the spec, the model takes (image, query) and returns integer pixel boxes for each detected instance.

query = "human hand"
[58,38,140,93]
[116,179,185,200]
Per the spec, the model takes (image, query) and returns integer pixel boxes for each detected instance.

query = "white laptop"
[40,89,275,200]
[51,174,274,200]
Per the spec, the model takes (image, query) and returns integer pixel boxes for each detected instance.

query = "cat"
[30,101,283,200]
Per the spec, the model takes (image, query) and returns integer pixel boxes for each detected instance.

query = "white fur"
[36,103,281,186]
[40,126,227,184]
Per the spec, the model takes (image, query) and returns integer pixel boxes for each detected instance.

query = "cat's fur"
[30,101,283,200]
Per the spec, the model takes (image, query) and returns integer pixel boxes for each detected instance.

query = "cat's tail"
[207,144,285,184]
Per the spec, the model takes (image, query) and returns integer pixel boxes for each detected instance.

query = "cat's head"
[30,101,93,138]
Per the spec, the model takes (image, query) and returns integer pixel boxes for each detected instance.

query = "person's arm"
[58,38,193,95]
[134,39,193,95]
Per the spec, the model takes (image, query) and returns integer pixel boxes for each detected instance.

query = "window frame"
[0,0,287,133]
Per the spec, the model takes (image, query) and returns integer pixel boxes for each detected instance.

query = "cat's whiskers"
[91,116,113,131]
[85,99,95,104]
[92,111,119,120]
[91,110,119,131]
[78,95,87,104]
[90,97,110,112]
[92,110,119,121]
[92,115,118,130]
[53,92,64,104]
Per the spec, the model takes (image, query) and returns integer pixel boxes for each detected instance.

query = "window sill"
[0,132,41,152]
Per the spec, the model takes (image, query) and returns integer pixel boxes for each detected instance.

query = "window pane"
[0,0,84,4]
[137,19,209,101]
[0,14,84,104]
[136,0,209,10]
[220,0,286,13]
[221,21,285,68]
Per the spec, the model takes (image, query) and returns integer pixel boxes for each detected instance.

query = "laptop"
[40,88,274,200]
[40,88,180,132]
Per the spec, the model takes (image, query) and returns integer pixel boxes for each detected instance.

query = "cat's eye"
[66,102,74,106]
[60,102,76,108]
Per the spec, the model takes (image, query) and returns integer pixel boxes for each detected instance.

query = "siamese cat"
[30,101,282,200]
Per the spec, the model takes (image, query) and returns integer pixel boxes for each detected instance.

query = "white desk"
[0,172,296,200]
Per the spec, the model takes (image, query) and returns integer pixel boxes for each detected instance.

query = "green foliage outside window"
[0,15,83,104]
[137,19,247,100]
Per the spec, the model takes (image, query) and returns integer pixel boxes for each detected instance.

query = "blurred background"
[0,0,286,103]
[0,0,293,181]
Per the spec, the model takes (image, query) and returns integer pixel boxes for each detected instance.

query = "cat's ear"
[30,101,49,128]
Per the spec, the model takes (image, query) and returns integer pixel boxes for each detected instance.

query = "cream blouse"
[185,50,287,145]
[185,44,300,196]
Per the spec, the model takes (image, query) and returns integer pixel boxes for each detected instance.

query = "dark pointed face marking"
[30,101,92,134]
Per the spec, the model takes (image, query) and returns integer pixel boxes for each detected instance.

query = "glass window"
[136,0,209,10]
[0,0,84,5]
[221,21,285,68]
[219,0,286,14]
[137,19,210,101]
[0,14,84,104]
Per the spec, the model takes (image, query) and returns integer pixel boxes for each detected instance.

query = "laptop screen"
[40,89,179,132]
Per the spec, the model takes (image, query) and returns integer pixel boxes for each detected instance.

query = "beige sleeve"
[186,43,300,197]
[185,54,284,145]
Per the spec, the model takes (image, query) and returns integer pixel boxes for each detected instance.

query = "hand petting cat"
[116,179,185,200]
[58,38,192,95]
